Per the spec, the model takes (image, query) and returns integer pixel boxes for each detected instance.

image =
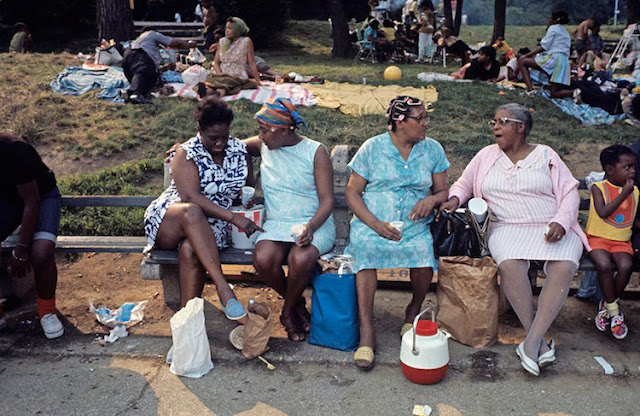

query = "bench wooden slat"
[146,247,253,265]
[61,196,155,208]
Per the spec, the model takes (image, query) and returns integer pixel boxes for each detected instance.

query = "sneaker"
[611,313,628,339]
[221,298,246,321]
[40,313,64,339]
[573,88,582,104]
[595,300,610,332]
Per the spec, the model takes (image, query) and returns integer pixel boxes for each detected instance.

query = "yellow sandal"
[354,346,375,371]
[400,323,413,338]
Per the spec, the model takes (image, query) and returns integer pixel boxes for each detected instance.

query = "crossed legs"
[156,202,235,307]
[499,259,576,362]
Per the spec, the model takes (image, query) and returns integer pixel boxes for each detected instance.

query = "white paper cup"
[241,186,255,205]
[389,221,404,239]
[468,198,488,223]
[290,224,305,242]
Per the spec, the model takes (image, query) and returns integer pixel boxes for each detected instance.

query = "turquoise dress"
[255,137,336,254]
[345,132,450,273]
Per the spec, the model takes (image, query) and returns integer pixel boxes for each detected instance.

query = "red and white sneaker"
[611,313,628,340]
[594,300,610,332]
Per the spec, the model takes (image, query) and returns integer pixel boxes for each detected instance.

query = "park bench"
[133,20,206,48]
[0,145,631,307]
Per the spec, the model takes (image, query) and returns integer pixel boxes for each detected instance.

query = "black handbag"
[431,210,483,258]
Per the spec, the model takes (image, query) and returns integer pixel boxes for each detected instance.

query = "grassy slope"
[0,22,636,235]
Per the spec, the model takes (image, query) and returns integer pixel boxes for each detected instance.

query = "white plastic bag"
[169,297,214,378]
[95,46,123,66]
[181,64,209,85]
[187,47,206,64]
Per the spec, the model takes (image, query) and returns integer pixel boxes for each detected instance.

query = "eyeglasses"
[487,117,524,127]
[406,115,430,123]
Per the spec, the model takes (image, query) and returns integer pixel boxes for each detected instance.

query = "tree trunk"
[443,0,453,30]
[328,0,352,58]
[492,0,506,42]
[97,0,135,43]
[629,0,640,24]
[453,0,464,36]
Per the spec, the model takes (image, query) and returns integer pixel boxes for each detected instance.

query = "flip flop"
[354,346,375,371]
[400,323,413,338]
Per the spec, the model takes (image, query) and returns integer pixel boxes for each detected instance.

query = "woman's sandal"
[296,298,312,333]
[400,323,413,338]
[354,346,375,371]
[280,314,306,342]
[537,339,556,366]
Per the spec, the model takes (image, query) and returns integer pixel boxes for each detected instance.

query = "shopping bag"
[242,301,272,359]
[436,256,499,348]
[169,297,214,378]
[432,210,481,258]
[95,46,123,66]
[309,272,359,351]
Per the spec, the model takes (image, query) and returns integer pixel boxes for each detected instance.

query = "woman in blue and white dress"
[345,96,450,370]
[246,98,335,342]
[518,10,573,99]
[144,97,263,318]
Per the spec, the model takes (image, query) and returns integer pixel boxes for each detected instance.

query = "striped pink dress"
[482,145,583,266]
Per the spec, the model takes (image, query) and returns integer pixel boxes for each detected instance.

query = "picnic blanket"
[223,81,317,106]
[538,90,627,126]
[306,81,438,116]
[51,66,129,103]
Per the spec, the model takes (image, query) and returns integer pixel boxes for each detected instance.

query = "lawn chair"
[354,30,377,63]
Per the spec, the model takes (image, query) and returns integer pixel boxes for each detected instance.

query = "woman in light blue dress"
[246,98,335,342]
[346,96,450,370]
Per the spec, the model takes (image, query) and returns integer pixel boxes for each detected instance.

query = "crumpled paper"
[90,300,147,328]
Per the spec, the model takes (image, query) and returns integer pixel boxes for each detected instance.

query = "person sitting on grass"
[586,145,639,340]
[0,133,63,339]
[9,22,32,53]
[518,10,573,98]
[435,26,475,66]
[144,97,263,318]
[464,46,500,81]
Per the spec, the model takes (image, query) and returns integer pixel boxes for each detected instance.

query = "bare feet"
[280,313,306,342]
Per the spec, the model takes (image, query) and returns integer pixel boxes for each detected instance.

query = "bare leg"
[499,259,549,356]
[155,203,235,305]
[589,249,616,303]
[524,260,576,360]
[178,239,206,307]
[550,84,574,99]
[253,240,289,297]
[30,239,57,300]
[356,269,378,350]
[284,244,319,337]
[611,252,633,299]
[518,56,542,92]
[404,267,433,323]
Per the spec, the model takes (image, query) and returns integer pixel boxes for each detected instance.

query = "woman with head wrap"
[345,96,450,371]
[204,17,262,97]
[245,98,336,343]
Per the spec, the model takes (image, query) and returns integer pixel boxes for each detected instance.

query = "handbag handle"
[411,306,436,355]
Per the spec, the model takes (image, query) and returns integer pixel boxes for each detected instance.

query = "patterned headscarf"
[221,17,249,55]
[386,95,433,130]
[254,98,308,130]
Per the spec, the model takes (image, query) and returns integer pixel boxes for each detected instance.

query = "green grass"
[0,21,636,235]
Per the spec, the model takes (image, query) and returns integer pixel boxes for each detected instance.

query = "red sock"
[37,298,56,319]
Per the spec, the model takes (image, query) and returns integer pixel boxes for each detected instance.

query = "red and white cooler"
[400,307,451,385]
[230,205,264,249]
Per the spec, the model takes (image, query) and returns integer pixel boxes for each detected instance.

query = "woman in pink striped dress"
[440,103,590,377]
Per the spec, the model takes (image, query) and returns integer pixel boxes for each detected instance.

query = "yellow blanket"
[306,81,438,116]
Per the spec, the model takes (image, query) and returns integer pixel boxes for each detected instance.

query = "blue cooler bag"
[309,271,359,351]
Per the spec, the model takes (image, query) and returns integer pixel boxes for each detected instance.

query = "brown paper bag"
[242,302,272,359]
[436,256,499,348]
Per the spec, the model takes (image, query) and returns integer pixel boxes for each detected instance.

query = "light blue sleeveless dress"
[255,137,336,254]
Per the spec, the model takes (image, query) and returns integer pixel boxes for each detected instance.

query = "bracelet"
[11,250,29,262]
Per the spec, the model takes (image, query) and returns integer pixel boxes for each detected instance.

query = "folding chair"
[354,40,377,63]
